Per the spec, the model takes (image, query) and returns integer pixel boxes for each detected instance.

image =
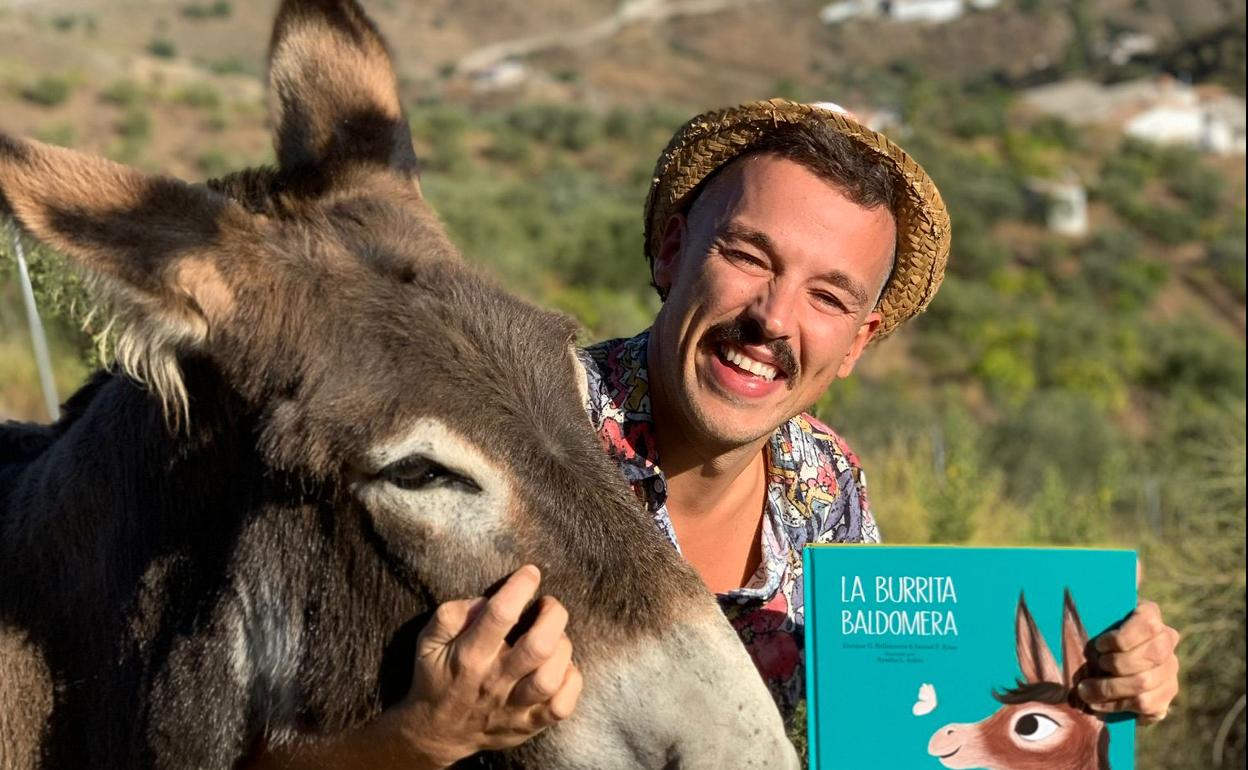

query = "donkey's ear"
[1,134,251,333]
[1015,592,1063,685]
[267,0,418,188]
[1060,589,1090,688]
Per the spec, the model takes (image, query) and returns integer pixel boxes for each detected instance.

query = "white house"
[820,0,998,25]
[1199,95,1248,155]
[1106,32,1158,66]
[1022,76,1247,156]
[819,0,871,24]
[468,60,529,92]
[883,0,965,24]
[1027,177,1089,238]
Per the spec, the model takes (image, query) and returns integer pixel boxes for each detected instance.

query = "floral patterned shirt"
[578,330,880,750]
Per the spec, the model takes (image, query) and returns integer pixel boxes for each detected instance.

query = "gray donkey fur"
[0,1,798,769]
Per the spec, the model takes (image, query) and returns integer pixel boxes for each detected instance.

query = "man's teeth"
[723,345,778,382]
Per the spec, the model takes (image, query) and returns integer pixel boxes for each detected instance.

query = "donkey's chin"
[538,616,801,770]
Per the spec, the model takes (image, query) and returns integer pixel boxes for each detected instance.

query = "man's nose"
[746,281,796,340]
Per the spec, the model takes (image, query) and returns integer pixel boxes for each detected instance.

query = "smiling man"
[576,101,941,738]
[258,100,1181,769]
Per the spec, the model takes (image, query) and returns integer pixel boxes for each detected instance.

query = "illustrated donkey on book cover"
[928,590,1112,770]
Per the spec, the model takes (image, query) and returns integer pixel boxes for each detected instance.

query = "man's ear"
[836,310,881,379]
[268,0,418,191]
[653,212,687,295]
[1,134,252,335]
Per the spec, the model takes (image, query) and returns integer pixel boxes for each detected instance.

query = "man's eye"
[381,456,480,493]
[724,249,767,269]
[813,292,847,311]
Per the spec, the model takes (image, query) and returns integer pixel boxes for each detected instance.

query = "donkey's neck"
[1,363,259,619]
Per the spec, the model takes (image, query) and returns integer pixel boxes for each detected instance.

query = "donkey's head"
[927,591,1109,770]
[0,2,797,768]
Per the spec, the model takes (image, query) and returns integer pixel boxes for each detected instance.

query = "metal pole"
[9,224,60,420]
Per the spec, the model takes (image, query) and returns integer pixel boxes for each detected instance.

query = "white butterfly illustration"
[912,683,938,716]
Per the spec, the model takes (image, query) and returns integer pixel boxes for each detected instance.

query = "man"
[257,100,1181,768]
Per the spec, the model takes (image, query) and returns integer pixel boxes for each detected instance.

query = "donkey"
[0,1,800,768]
[927,590,1109,770]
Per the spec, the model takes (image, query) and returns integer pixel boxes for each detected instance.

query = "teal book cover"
[804,545,1137,770]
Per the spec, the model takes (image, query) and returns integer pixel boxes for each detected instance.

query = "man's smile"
[719,343,780,382]
[706,343,789,400]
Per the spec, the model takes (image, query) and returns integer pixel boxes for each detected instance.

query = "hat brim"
[644,98,951,341]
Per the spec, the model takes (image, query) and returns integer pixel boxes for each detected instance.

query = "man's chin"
[688,400,788,449]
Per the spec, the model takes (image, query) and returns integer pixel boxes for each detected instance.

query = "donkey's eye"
[1013,713,1060,742]
[381,456,481,493]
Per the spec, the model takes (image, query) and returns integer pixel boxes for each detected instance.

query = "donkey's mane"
[206,167,284,216]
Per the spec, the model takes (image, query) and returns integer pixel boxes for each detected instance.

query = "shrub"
[1157,147,1223,213]
[34,123,76,148]
[485,126,533,166]
[1208,230,1246,300]
[182,1,231,19]
[603,106,640,142]
[1081,229,1168,311]
[196,149,233,179]
[1139,319,1246,401]
[117,105,151,142]
[101,79,144,108]
[174,83,222,111]
[1135,405,1246,770]
[990,388,1125,502]
[949,90,1008,139]
[208,57,255,77]
[506,104,601,152]
[22,76,72,107]
[909,133,1027,225]
[147,38,177,59]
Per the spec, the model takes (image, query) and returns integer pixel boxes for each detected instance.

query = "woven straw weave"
[644,98,951,341]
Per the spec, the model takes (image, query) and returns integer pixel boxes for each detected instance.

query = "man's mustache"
[706,320,798,388]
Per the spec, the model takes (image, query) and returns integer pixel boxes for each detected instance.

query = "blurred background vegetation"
[0,0,1243,767]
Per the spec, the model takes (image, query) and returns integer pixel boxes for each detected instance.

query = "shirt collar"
[592,329,661,472]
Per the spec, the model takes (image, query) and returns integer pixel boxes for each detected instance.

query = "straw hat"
[644,98,951,341]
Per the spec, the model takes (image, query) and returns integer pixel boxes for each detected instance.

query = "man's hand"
[1078,599,1181,725]
[246,564,582,770]
[397,564,584,767]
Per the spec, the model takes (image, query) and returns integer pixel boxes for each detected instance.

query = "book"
[804,545,1137,770]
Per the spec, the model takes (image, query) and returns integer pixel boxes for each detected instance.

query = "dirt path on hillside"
[454,0,771,74]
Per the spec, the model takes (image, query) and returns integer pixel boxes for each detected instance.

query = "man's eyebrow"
[817,270,871,309]
[719,223,776,254]
[720,223,873,308]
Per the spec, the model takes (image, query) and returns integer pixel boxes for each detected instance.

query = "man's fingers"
[456,565,542,664]
[532,662,584,726]
[1095,600,1165,653]
[510,635,574,707]
[1096,626,1181,676]
[417,597,486,656]
[1079,666,1166,703]
[501,596,569,682]
[1079,653,1179,716]
[1085,677,1178,723]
